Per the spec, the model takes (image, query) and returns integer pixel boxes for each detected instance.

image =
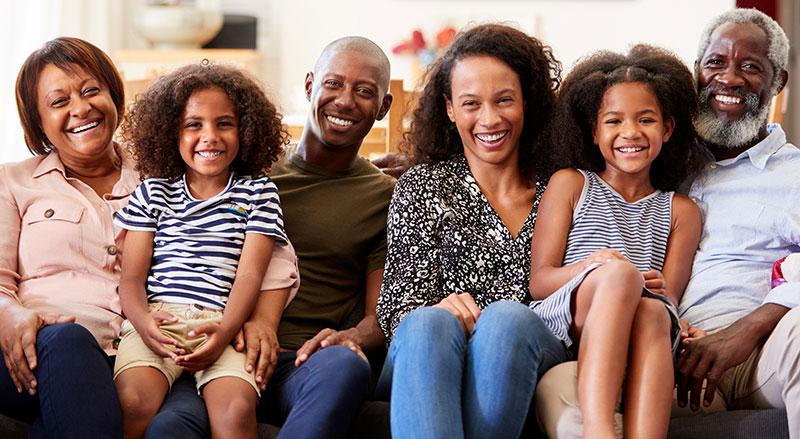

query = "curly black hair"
[120,63,288,180]
[551,44,706,191]
[404,23,561,184]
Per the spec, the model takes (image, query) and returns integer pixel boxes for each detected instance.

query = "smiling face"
[178,87,239,193]
[593,82,674,181]
[695,21,775,148]
[305,49,391,151]
[35,63,118,164]
[445,55,524,170]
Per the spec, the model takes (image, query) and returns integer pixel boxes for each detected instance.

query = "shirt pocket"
[18,202,86,272]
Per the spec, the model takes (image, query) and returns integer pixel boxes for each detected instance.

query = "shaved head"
[314,36,391,93]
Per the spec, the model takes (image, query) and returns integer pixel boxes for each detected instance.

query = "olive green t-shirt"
[271,150,395,349]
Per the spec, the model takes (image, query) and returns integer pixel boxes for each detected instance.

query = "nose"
[69,96,91,119]
[478,104,502,128]
[715,63,745,89]
[621,121,642,139]
[201,126,219,144]
[334,88,356,110]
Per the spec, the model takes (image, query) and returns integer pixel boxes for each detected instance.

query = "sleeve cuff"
[762,282,800,309]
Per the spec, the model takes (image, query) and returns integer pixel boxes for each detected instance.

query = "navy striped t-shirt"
[115,174,287,309]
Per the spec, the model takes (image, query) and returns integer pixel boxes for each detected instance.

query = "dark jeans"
[149,345,371,439]
[0,323,122,439]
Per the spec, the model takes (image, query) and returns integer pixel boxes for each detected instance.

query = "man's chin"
[694,105,769,149]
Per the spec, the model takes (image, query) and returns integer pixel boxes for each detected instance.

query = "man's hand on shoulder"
[294,327,368,366]
[371,152,410,179]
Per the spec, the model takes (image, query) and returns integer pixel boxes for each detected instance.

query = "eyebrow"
[600,109,659,117]
[182,114,237,121]
[43,78,98,100]
[457,88,518,100]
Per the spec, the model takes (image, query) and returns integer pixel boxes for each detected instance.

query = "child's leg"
[115,367,170,439]
[571,260,644,439]
[202,377,258,439]
[623,297,674,439]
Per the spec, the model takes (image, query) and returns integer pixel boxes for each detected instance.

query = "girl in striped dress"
[529,45,705,439]
[113,64,294,439]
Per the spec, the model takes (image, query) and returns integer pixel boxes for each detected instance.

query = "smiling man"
[253,36,396,438]
[675,8,800,433]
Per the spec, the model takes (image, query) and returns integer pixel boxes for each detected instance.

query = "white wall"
[270,0,735,115]
[0,0,739,164]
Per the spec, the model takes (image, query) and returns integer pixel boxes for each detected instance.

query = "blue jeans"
[148,345,371,439]
[0,323,122,439]
[377,301,569,439]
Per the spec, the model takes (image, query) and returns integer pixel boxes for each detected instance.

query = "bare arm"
[530,169,603,299]
[175,233,275,370]
[658,194,702,306]
[119,230,183,358]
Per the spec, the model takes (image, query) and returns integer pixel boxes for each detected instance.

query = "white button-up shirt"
[679,124,800,332]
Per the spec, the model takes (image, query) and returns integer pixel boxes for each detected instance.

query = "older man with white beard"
[534,8,800,438]
[675,8,800,432]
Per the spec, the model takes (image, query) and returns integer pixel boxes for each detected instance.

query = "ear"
[304,72,314,101]
[776,69,789,95]
[376,93,393,121]
[591,122,599,145]
[662,116,675,143]
[445,95,455,122]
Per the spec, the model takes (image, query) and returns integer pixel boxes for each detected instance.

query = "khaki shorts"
[114,302,258,396]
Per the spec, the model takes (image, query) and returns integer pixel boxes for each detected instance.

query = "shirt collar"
[716,124,787,170]
[32,151,67,178]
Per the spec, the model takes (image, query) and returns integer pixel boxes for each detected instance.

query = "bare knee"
[116,377,164,419]
[632,298,671,335]
[586,260,644,303]
[204,379,257,434]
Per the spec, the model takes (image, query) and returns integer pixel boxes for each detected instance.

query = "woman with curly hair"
[113,63,292,438]
[529,45,705,438]
[375,24,569,438]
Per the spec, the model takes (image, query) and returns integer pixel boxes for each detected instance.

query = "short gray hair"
[696,8,789,85]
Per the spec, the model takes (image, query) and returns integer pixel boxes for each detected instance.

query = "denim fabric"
[0,323,122,439]
[148,345,371,439]
[259,346,371,439]
[378,301,569,439]
[145,374,210,439]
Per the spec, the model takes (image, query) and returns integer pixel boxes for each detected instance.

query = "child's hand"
[679,319,708,346]
[130,311,183,360]
[233,322,279,390]
[174,323,232,371]
[642,270,668,295]
[584,248,626,267]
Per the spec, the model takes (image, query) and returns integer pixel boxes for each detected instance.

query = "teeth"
[715,95,742,105]
[326,115,354,127]
[197,151,222,158]
[71,121,98,133]
[618,147,644,153]
[476,132,507,142]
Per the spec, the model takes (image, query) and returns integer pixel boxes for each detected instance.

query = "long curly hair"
[551,44,706,191]
[120,63,288,180]
[405,23,561,184]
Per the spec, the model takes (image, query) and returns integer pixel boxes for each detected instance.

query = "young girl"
[529,45,705,438]
[113,63,290,439]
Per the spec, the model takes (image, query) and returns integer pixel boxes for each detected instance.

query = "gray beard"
[694,86,770,149]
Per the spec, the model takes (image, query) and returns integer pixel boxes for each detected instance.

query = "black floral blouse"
[376,155,545,341]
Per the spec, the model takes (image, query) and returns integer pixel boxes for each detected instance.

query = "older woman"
[0,37,132,438]
[375,24,570,438]
[0,37,297,439]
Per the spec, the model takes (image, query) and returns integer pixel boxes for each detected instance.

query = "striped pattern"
[115,174,287,309]
[532,170,673,345]
[565,170,672,271]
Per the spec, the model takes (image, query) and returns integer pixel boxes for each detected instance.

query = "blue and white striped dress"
[531,170,679,351]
